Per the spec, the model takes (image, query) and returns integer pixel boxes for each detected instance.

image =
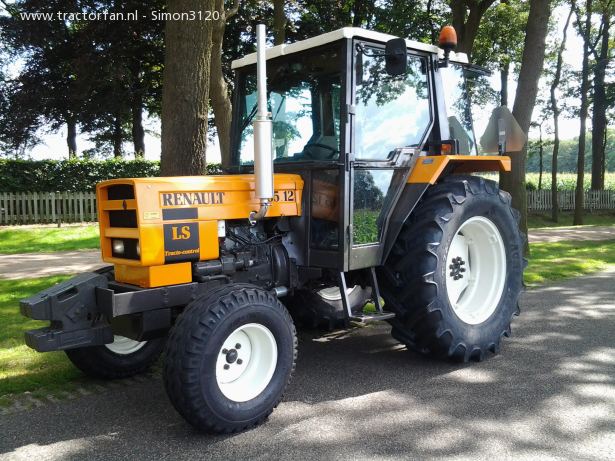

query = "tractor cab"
[230,28,487,272]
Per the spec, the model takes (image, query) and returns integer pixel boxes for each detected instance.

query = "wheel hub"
[225,349,239,364]
[449,256,466,280]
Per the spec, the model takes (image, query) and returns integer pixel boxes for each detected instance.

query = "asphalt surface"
[1,268,615,460]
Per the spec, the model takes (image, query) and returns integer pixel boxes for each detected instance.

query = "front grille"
[109,210,137,228]
[111,238,140,260]
[107,184,135,200]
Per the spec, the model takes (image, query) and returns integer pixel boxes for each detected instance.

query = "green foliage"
[523,172,615,190]
[0,225,100,254]
[0,159,222,192]
[353,209,380,244]
[526,129,615,173]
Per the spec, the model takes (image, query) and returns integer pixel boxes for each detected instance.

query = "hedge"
[0,160,222,192]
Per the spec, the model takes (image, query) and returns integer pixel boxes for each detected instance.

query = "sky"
[24,5,594,163]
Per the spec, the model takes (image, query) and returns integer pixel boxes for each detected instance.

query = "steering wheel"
[302,142,339,160]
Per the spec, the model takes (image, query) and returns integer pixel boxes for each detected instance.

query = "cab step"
[350,311,396,324]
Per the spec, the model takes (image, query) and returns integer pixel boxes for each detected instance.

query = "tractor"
[20,25,525,433]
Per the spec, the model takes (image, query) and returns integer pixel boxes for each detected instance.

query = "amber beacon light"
[438,25,457,67]
[439,25,458,50]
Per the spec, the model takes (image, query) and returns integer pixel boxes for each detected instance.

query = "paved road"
[1,269,614,460]
[529,225,615,243]
[0,251,105,280]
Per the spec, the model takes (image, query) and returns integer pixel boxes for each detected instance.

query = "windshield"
[440,64,478,155]
[235,44,342,165]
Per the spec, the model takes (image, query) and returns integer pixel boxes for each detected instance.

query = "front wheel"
[380,175,525,362]
[65,336,164,379]
[163,284,297,433]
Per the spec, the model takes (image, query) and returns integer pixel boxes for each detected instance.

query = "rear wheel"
[163,284,297,433]
[285,285,371,329]
[65,336,164,379]
[380,175,524,362]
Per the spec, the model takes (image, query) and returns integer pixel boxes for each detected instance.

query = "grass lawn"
[0,225,99,254]
[528,212,615,229]
[0,275,85,404]
[1,239,614,402]
[525,239,615,285]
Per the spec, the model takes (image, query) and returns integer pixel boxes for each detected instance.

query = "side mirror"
[385,38,407,76]
[480,106,527,154]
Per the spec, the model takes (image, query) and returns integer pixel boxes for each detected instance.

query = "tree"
[273,0,286,44]
[499,0,552,246]
[209,0,240,169]
[0,0,90,158]
[160,0,214,176]
[472,0,528,106]
[572,0,596,225]
[549,5,573,222]
[590,0,613,190]
[449,0,498,57]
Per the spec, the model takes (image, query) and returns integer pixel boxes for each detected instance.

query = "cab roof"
[231,27,469,70]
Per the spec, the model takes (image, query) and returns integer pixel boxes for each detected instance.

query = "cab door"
[347,41,434,270]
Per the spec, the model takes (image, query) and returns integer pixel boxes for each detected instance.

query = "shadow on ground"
[1,270,614,460]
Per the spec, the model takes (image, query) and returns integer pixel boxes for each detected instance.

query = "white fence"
[527,190,615,212]
[0,190,614,225]
[0,192,97,225]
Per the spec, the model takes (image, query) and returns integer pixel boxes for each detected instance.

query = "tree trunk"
[66,119,77,159]
[131,98,145,158]
[500,61,509,106]
[590,11,610,190]
[161,0,214,176]
[273,0,286,45]
[130,59,146,159]
[499,0,551,252]
[573,0,593,226]
[538,124,543,190]
[550,7,572,223]
[208,0,238,169]
[113,115,123,158]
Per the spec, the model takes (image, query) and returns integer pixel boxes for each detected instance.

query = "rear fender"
[381,155,510,262]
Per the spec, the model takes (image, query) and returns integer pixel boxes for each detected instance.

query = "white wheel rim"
[215,323,278,402]
[445,216,507,325]
[105,335,147,355]
[318,286,355,301]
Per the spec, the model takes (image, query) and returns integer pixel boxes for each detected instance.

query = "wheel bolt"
[222,348,228,355]
[224,364,230,370]
[235,343,241,349]
[237,359,243,365]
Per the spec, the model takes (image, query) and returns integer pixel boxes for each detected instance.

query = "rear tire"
[379,175,524,362]
[286,285,371,329]
[163,283,297,433]
[65,336,164,379]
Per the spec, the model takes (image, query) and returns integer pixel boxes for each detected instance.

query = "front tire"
[380,175,524,362]
[65,336,164,379]
[163,284,297,433]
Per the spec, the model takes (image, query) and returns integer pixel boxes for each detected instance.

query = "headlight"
[112,239,125,254]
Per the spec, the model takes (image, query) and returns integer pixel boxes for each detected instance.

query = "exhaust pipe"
[249,24,273,225]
